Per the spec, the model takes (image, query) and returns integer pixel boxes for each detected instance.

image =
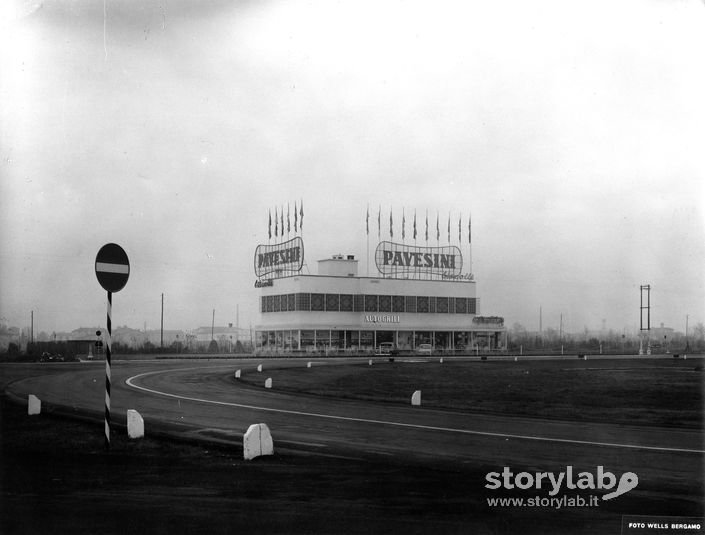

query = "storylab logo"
[485,466,638,509]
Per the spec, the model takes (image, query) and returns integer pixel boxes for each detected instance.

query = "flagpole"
[366,204,370,277]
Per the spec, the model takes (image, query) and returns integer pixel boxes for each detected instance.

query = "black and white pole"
[95,243,130,451]
[105,291,112,449]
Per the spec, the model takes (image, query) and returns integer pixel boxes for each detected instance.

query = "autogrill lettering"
[365,315,400,323]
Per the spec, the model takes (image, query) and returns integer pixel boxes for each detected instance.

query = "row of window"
[261,293,477,314]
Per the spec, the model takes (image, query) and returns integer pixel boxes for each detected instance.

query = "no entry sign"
[94,243,129,450]
[95,243,130,293]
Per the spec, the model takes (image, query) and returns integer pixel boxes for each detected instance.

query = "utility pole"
[160,293,164,350]
[30,310,34,344]
[639,285,651,355]
[211,309,215,341]
[685,314,690,352]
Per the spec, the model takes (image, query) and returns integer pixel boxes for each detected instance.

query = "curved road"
[5,357,703,506]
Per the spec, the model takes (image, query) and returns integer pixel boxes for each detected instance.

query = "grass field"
[237,357,704,428]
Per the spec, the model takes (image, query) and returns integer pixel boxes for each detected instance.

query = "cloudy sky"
[1,0,704,336]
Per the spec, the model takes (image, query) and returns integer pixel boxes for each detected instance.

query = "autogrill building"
[254,213,505,354]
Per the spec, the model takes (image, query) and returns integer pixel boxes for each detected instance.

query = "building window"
[353,294,364,312]
[340,294,353,311]
[405,295,416,313]
[296,293,310,311]
[261,291,477,315]
[326,293,340,311]
[311,293,325,311]
[300,330,314,349]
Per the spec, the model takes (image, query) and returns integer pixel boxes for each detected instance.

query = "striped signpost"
[95,243,130,450]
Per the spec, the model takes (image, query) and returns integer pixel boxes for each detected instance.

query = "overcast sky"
[1,0,704,336]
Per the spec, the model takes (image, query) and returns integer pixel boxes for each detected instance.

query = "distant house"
[190,325,250,351]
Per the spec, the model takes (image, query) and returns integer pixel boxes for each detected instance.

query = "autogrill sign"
[365,315,400,324]
[375,241,463,278]
[254,236,304,279]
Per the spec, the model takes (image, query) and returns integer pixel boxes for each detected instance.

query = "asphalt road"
[4,357,704,515]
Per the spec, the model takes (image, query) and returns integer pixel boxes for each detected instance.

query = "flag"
[300,200,304,230]
[366,205,370,235]
[274,206,278,237]
[390,208,393,239]
[287,204,290,234]
[404,208,408,240]
[294,201,298,232]
[280,207,284,238]
[413,210,417,240]
[425,210,428,242]
[436,212,440,242]
[377,206,381,238]
[458,214,462,243]
[447,213,451,243]
[468,213,472,244]
[268,209,272,239]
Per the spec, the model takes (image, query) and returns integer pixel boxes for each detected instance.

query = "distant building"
[254,214,505,353]
[190,326,250,351]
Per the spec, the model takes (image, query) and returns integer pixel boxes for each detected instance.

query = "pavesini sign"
[375,241,463,278]
[254,237,304,279]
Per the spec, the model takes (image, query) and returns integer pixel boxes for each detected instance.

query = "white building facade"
[255,251,505,354]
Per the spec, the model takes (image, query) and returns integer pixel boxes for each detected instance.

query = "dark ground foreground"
[0,394,671,535]
[1,360,703,535]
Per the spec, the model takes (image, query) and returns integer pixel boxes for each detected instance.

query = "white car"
[377,342,399,356]
[416,343,433,355]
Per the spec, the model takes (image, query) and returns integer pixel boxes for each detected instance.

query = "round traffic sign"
[95,243,130,293]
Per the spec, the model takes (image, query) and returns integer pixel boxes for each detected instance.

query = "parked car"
[40,352,64,362]
[416,343,433,355]
[377,342,399,356]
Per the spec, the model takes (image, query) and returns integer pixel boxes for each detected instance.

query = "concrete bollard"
[28,395,41,416]
[411,390,421,406]
[235,369,241,379]
[369,359,373,366]
[514,356,518,362]
[307,361,312,368]
[265,377,272,389]
[127,409,144,439]
[243,423,274,460]
[439,357,443,364]
[257,364,263,372]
